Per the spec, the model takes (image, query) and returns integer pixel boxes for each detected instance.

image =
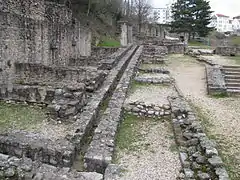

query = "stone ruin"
[0,1,229,179]
[214,46,240,56]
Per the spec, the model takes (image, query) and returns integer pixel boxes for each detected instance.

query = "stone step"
[225,75,240,79]
[225,79,240,83]
[225,71,240,76]
[222,68,240,72]
[227,88,240,94]
[226,86,240,90]
[222,65,240,69]
[226,83,240,87]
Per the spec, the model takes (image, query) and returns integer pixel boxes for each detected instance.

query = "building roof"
[216,14,229,18]
[233,15,240,19]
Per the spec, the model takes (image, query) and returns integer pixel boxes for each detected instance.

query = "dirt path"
[167,54,240,179]
[115,83,181,180]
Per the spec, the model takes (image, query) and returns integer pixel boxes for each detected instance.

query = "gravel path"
[167,54,240,178]
[117,120,181,180]
[125,84,175,106]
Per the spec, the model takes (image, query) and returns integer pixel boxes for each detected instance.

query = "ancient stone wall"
[205,65,226,95]
[0,0,91,87]
[215,46,240,56]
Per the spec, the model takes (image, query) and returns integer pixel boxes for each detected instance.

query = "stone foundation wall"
[168,92,229,179]
[215,46,240,56]
[0,131,76,167]
[84,46,143,173]
[0,153,103,180]
[0,0,91,87]
[91,47,119,58]
[205,65,226,95]
[14,62,107,92]
[166,43,185,54]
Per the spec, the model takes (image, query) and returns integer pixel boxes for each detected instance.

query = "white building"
[151,0,176,24]
[209,14,233,32]
[232,16,240,33]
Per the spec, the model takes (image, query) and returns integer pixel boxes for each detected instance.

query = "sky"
[151,0,240,17]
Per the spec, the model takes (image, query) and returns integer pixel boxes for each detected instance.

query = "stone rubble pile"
[124,101,171,119]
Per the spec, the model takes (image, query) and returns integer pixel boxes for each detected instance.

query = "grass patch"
[230,36,240,46]
[211,92,229,99]
[0,101,48,132]
[188,40,211,48]
[115,113,144,151]
[97,37,121,47]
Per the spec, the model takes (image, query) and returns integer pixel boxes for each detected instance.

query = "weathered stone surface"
[104,164,124,180]
[84,46,143,173]
[205,65,226,95]
[168,91,228,179]
[0,153,103,180]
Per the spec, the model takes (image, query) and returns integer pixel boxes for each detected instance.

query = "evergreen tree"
[171,0,194,36]
[192,0,213,37]
[171,0,213,39]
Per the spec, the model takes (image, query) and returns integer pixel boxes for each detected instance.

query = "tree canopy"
[171,0,213,39]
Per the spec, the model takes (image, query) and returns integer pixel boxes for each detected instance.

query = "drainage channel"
[84,46,143,174]
[71,45,140,171]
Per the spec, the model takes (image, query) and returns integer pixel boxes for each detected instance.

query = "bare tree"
[133,0,152,33]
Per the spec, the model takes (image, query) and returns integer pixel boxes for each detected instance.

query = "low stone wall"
[168,93,229,179]
[0,153,103,180]
[166,43,185,54]
[135,76,173,84]
[67,45,139,153]
[0,131,75,167]
[14,62,107,92]
[205,65,226,95]
[98,46,133,70]
[0,83,87,118]
[69,47,126,68]
[124,101,171,119]
[138,67,169,74]
[215,46,240,56]
[91,47,119,58]
[84,46,143,173]
[0,45,137,170]
[186,48,213,57]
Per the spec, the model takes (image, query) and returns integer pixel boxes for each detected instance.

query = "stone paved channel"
[167,54,240,179]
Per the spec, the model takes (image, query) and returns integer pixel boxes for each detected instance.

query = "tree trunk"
[87,0,91,16]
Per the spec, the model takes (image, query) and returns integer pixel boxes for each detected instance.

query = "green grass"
[97,37,121,47]
[211,92,229,98]
[0,101,48,132]
[230,36,240,46]
[115,113,144,151]
[188,40,212,49]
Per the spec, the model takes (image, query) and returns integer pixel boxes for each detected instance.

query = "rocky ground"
[167,54,240,179]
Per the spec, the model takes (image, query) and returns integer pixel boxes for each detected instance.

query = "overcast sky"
[151,0,240,17]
